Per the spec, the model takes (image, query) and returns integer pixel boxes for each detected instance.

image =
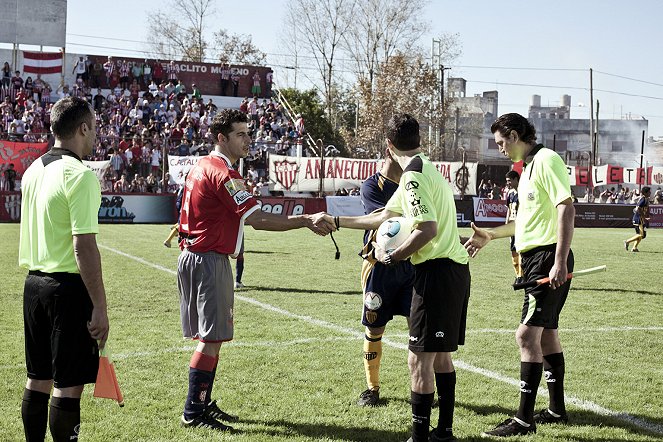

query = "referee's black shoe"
[482,417,536,437]
[534,408,568,424]
[429,428,458,441]
[404,432,458,442]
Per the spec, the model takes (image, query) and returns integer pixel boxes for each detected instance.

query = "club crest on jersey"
[364,292,382,310]
[273,160,299,190]
[365,311,378,324]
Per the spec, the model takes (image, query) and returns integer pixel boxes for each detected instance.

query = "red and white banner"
[268,155,478,196]
[0,141,49,176]
[472,197,508,225]
[566,165,662,187]
[22,51,63,75]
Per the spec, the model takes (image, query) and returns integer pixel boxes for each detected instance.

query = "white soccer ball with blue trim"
[375,217,414,253]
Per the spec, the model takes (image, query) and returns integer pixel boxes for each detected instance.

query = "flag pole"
[60,47,65,89]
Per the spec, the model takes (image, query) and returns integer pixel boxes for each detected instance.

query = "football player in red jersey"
[176,109,334,430]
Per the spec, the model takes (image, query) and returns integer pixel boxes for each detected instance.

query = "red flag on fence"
[23,51,63,75]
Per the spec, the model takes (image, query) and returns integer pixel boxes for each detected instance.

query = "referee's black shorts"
[23,271,99,388]
[408,258,471,353]
[520,244,574,329]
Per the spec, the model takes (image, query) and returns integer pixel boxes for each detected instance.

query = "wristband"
[384,251,394,266]
[334,216,340,230]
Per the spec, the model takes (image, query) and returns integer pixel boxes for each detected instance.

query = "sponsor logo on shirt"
[411,205,429,217]
[435,331,445,338]
[233,190,252,205]
[405,181,419,190]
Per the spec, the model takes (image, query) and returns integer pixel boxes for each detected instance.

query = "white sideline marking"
[111,337,356,360]
[389,326,663,337]
[98,244,663,435]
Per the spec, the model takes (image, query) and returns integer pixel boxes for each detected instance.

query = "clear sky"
[64,0,663,138]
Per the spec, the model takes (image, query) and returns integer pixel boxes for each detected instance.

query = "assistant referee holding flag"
[465,113,574,437]
[19,96,109,441]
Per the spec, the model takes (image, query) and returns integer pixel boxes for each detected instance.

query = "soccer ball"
[375,217,414,253]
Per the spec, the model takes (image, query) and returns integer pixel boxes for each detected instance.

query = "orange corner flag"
[94,345,124,407]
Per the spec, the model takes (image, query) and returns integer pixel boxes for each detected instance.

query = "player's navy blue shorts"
[361,259,414,328]
[23,271,99,388]
[408,258,471,353]
[520,244,574,329]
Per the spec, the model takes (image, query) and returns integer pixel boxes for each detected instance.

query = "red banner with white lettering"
[0,141,49,176]
[566,165,662,187]
[472,197,508,226]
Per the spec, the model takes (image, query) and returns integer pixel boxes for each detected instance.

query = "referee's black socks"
[22,388,49,442]
[435,371,456,437]
[410,391,434,441]
[516,361,543,424]
[49,396,81,442]
[543,352,566,415]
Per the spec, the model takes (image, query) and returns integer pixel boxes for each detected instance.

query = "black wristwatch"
[383,251,394,266]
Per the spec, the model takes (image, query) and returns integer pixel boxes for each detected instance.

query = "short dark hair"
[50,97,93,140]
[505,170,520,180]
[491,113,537,144]
[210,109,249,141]
[642,186,651,194]
[386,113,420,151]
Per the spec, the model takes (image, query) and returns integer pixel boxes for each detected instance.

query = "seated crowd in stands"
[0,57,307,193]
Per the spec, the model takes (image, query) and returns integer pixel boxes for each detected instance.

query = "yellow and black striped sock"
[363,332,383,391]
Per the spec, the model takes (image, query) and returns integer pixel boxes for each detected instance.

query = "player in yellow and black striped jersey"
[624,187,651,252]
[356,148,414,407]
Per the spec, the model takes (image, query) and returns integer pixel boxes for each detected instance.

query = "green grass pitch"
[0,224,661,441]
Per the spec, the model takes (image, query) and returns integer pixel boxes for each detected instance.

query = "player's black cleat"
[204,400,239,422]
[181,414,234,431]
[482,418,536,437]
[533,408,568,424]
[357,388,380,406]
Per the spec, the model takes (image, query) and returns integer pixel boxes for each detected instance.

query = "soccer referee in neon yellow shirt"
[19,97,109,441]
[465,113,575,438]
[321,114,471,442]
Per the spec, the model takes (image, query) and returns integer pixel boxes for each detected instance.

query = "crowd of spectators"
[0,57,306,193]
[582,186,663,205]
[476,176,663,206]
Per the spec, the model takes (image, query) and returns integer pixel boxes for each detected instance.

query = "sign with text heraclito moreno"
[269,155,478,196]
[87,55,273,98]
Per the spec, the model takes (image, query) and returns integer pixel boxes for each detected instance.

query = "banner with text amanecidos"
[269,155,478,196]
[0,141,49,176]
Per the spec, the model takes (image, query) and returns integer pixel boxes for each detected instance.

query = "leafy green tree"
[279,88,347,155]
